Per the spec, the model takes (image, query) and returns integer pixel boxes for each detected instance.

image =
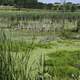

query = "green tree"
[65,2,72,11]
[71,4,77,12]
[22,0,37,8]
[0,0,38,8]
[46,3,53,10]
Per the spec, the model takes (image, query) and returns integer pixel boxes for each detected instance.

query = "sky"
[38,0,80,4]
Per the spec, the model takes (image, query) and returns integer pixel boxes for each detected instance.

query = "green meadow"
[0,9,80,80]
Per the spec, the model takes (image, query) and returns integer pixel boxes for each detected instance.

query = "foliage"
[0,0,80,11]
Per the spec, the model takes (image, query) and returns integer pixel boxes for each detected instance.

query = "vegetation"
[0,29,80,80]
[0,0,80,80]
[0,0,80,11]
[0,10,80,20]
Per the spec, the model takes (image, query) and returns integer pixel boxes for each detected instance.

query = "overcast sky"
[38,0,80,4]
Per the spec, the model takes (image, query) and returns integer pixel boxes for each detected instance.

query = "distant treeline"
[0,0,80,11]
[0,0,38,8]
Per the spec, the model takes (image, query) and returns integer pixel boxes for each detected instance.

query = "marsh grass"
[0,29,39,80]
[0,9,80,80]
[46,50,80,80]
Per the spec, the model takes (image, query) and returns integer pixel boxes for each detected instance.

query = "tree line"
[0,0,38,8]
[0,0,80,11]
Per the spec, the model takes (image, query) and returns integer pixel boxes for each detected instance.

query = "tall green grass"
[0,29,39,80]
